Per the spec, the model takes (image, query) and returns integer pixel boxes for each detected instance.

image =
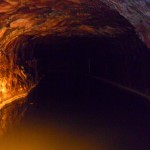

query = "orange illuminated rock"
[0,1,14,13]
[0,0,148,109]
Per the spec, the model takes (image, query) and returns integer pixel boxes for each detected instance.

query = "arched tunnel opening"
[1,32,150,150]
[0,1,150,149]
[20,35,150,103]
[6,34,149,150]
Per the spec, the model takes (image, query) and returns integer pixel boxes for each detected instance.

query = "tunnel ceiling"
[0,0,149,108]
[101,0,150,48]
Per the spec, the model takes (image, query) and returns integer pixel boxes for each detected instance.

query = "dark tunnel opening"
[15,35,150,149]
[0,1,150,149]
[20,35,150,96]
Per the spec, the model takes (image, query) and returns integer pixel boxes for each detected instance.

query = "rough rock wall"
[0,0,135,103]
[0,0,149,105]
[101,0,150,48]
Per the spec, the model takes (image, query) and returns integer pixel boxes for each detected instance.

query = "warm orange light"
[0,75,32,108]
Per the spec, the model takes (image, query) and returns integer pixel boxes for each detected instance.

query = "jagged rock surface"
[101,0,150,48]
[0,0,149,104]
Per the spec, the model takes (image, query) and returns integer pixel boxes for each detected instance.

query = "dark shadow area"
[22,36,150,150]
[21,36,150,94]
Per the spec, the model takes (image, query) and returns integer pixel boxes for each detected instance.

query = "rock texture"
[0,0,149,106]
[101,0,150,48]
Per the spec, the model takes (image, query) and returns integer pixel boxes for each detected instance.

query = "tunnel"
[10,34,150,150]
[17,35,150,98]
[0,1,150,150]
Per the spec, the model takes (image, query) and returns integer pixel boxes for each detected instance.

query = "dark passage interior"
[18,36,150,150]
[24,35,150,95]
[0,1,150,149]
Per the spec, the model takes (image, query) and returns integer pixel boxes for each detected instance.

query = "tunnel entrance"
[2,35,150,150]
[1,1,150,148]
[19,34,150,119]
[18,35,150,99]
[19,35,150,150]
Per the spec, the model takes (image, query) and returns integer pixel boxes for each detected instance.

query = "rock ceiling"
[0,0,150,141]
[0,0,148,109]
[102,0,150,48]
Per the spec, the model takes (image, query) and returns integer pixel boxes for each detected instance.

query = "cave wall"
[0,0,150,106]
[101,0,150,48]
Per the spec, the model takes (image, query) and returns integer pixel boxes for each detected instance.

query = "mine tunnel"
[2,22,150,150]
[20,35,150,101]
[16,35,150,150]
[1,1,150,150]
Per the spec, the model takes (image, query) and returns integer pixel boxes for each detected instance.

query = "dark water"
[1,72,150,150]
